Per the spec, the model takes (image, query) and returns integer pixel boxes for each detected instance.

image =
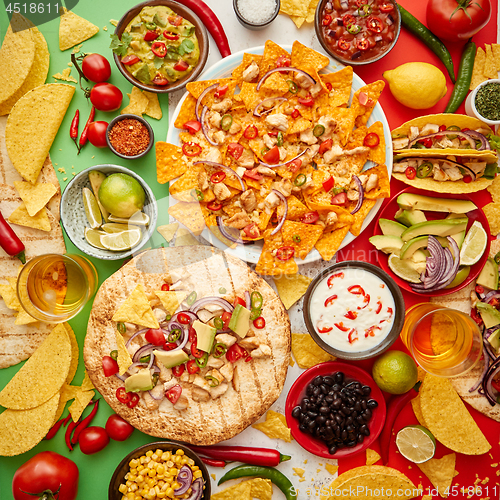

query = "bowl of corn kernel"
[109,441,211,500]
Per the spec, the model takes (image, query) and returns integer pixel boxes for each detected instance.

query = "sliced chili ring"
[366,16,383,33]
[127,394,140,408]
[253,317,266,329]
[292,234,301,243]
[213,343,227,358]
[405,166,416,180]
[355,38,370,51]
[210,171,226,183]
[190,188,204,201]
[342,14,356,26]
[244,125,258,139]
[291,108,301,119]
[182,142,202,157]
[294,173,307,187]
[337,37,351,51]
[151,41,167,58]
[313,124,325,137]
[220,114,233,131]
[276,246,295,261]
[416,161,433,178]
[195,352,209,368]
[363,132,380,148]
[380,2,394,12]
[206,201,222,212]
[251,291,264,310]
[346,24,362,34]
[116,387,131,404]
[322,14,332,26]
[287,80,299,94]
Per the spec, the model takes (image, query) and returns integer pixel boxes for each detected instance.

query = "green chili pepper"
[250,307,262,321]
[145,22,157,30]
[261,147,269,156]
[219,287,227,294]
[191,188,204,201]
[187,291,197,306]
[110,350,118,361]
[152,373,159,385]
[446,125,461,139]
[205,375,220,387]
[313,124,325,137]
[416,161,433,178]
[494,251,500,265]
[214,317,224,330]
[287,80,298,94]
[220,114,233,131]
[213,343,227,358]
[294,174,307,187]
[219,465,297,500]
[356,5,371,17]
[168,328,182,342]
[196,352,209,368]
[292,234,301,243]
[277,132,284,147]
[444,40,476,113]
[117,322,126,335]
[251,291,263,310]
[346,23,361,34]
[140,355,151,363]
[166,314,172,321]
[399,5,455,83]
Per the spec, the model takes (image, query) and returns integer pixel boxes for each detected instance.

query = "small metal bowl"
[106,114,154,160]
[108,441,211,500]
[303,261,404,361]
[233,0,280,30]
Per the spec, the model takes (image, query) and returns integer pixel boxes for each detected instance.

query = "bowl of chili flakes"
[107,114,154,160]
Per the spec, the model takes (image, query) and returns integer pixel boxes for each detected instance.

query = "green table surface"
[0,2,176,497]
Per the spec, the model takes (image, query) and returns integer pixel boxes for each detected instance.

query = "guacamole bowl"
[113,0,209,93]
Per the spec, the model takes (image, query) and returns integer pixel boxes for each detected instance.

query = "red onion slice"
[132,344,155,363]
[270,189,288,236]
[244,291,251,309]
[185,478,204,500]
[194,161,246,191]
[408,130,477,149]
[190,296,234,313]
[200,105,220,147]
[462,130,490,150]
[259,148,308,168]
[350,175,364,215]
[257,67,316,91]
[253,97,287,117]
[125,328,150,348]
[471,349,491,393]
[216,216,254,245]
[195,83,218,121]
[482,358,500,406]
[174,465,194,495]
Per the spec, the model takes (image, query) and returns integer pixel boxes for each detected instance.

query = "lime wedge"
[108,211,149,226]
[100,228,142,252]
[102,223,136,233]
[84,227,107,249]
[82,187,102,229]
[388,253,422,283]
[460,221,487,266]
[396,425,436,463]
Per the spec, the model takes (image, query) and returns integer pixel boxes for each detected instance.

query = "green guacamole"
[117,6,200,86]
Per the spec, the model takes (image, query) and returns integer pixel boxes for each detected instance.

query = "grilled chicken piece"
[236,148,255,168]
[210,382,229,399]
[173,394,189,411]
[240,189,257,212]
[212,98,232,113]
[318,116,337,140]
[220,362,234,382]
[251,344,272,358]
[226,212,251,229]
[300,128,318,145]
[215,333,237,348]
[191,386,211,403]
[242,60,259,81]
[256,166,276,177]
[207,356,224,369]
[213,183,232,201]
[198,170,209,191]
[265,113,288,132]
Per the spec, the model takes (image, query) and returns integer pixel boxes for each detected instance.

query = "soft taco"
[84,246,291,444]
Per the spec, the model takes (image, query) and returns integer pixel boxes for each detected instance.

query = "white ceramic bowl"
[465,79,500,126]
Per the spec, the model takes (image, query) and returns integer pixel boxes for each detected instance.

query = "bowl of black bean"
[285,361,386,458]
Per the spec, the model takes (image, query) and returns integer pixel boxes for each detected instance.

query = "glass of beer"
[401,303,483,377]
[17,254,98,323]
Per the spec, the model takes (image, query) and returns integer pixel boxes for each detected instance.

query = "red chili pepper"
[127,393,140,408]
[364,325,379,338]
[348,329,358,344]
[253,317,265,329]
[65,420,79,451]
[471,307,483,326]
[71,399,99,446]
[463,175,472,183]
[163,31,179,40]
[324,294,338,307]
[363,132,380,148]
[327,272,344,288]
[322,14,332,25]
[475,285,484,294]
[161,283,170,291]
[244,125,258,140]
[182,142,202,157]
[207,201,223,211]
[291,108,300,119]
[200,457,226,467]
[0,212,26,263]
[348,285,365,295]
[335,322,350,332]
[188,445,291,467]
[387,307,393,316]
[151,41,167,58]
[375,301,382,314]
[78,105,96,152]
[70,109,80,152]
[144,30,159,41]
[345,310,358,320]
[44,418,65,440]
[318,325,333,333]
[358,293,371,309]
[211,171,226,183]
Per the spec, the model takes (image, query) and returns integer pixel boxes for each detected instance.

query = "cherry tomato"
[331,192,347,205]
[222,311,232,329]
[121,54,140,66]
[166,385,182,404]
[276,246,295,261]
[90,83,122,112]
[82,53,111,83]
[188,326,197,344]
[243,168,263,181]
[322,176,335,192]
[191,340,204,358]
[153,75,170,86]
[87,121,109,148]
[405,166,417,180]
[228,142,244,160]
[301,211,320,224]
[13,451,79,500]
[174,59,189,71]
[243,223,260,239]
[178,312,191,324]
[105,414,134,442]
[337,37,351,51]
[226,344,247,363]
[145,328,165,346]
[187,359,200,374]
[207,201,223,211]
[276,55,291,67]
[319,138,333,155]
[287,159,302,173]
[78,427,109,455]
[172,364,185,377]
[253,317,266,329]
[298,96,314,107]
[169,14,183,26]
[214,84,228,99]
[102,356,119,377]
[144,30,159,41]
[263,145,280,164]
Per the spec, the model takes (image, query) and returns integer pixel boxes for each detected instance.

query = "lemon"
[460,221,487,266]
[82,187,102,229]
[383,62,447,109]
[100,228,142,252]
[84,227,107,249]
[396,425,436,463]
[372,350,418,395]
[108,211,150,226]
[98,173,146,219]
[388,254,422,283]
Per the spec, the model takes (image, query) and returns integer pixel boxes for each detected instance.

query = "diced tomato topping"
[325,82,332,91]
[168,15,183,26]
[331,192,347,205]
[470,308,483,326]
[291,108,301,119]
[127,393,140,408]
[166,385,182,404]
[375,301,382,314]
[287,159,302,173]
[243,168,263,181]
[145,328,165,346]
[345,310,358,320]
[214,84,228,99]
[418,138,433,148]
[276,246,295,261]
[327,272,344,288]
[222,311,232,329]
[243,223,260,239]
[253,317,266,329]
[405,166,416,180]
[144,30,159,41]
[324,294,338,307]
[233,296,246,308]
[187,359,200,374]
[174,59,189,72]
[172,364,185,377]
[183,120,201,134]
[335,322,350,332]
[207,201,223,211]
[323,176,335,192]
[228,142,244,160]
[152,75,169,86]
[102,356,119,377]
[122,54,140,65]
[276,55,291,67]
[178,312,191,325]
[298,96,314,107]
[116,387,130,404]
[348,329,358,344]
[244,125,258,139]
[318,325,333,333]
[363,132,380,148]
[300,211,319,224]
[263,145,280,164]
[188,326,197,344]
[210,171,226,183]
[191,340,204,358]
[348,285,365,295]
[319,138,333,155]
[226,344,247,363]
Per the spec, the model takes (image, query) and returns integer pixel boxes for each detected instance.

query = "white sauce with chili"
[309,267,395,352]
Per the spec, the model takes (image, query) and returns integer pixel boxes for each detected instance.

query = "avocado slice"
[450,230,466,250]
[132,63,151,85]
[487,328,500,356]
[397,193,477,213]
[476,302,500,329]
[192,320,217,353]
[401,218,468,242]
[154,349,189,368]
[89,170,110,222]
[130,22,143,32]
[400,235,430,260]
[476,258,499,290]
[379,218,407,237]
[369,235,403,255]
[153,12,167,26]
[446,213,467,220]
[445,266,470,288]
[394,209,427,227]
[124,368,154,393]
[228,304,251,338]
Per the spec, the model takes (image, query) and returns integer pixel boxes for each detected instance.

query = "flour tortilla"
[84,246,291,444]
[431,239,500,422]
[0,184,66,369]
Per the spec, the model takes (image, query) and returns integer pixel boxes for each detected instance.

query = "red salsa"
[321,0,398,62]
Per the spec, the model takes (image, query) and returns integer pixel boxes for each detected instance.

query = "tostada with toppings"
[83,246,291,444]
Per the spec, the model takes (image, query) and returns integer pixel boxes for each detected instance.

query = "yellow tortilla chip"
[352,81,385,127]
[14,181,57,216]
[143,91,162,119]
[168,202,205,236]
[0,324,71,410]
[487,175,500,203]
[366,448,381,466]
[282,220,323,260]
[411,394,427,427]
[260,40,291,77]
[280,0,308,16]
[8,203,51,231]
[112,283,160,329]
[52,67,78,83]
[319,66,353,108]
[174,94,197,129]
[69,389,95,422]
[273,273,312,309]
[325,463,339,476]
[470,47,487,90]
[261,72,289,93]
[315,225,350,261]
[154,291,188,314]
[59,383,82,404]
[252,411,292,442]
[289,15,306,28]
[116,330,133,376]
[121,86,149,116]
[288,117,311,135]
[278,195,308,221]
[157,223,179,242]
[348,199,376,237]
[211,480,252,500]
[291,333,335,369]
[64,323,79,384]
[484,44,498,79]
[174,227,200,246]
[81,370,95,392]
[483,202,500,235]
[366,121,386,165]
[232,54,263,86]
[256,230,298,276]
[247,478,273,500]
[291,40,329,74]
[492,43,500,70]
[0,283,20,310]
[59,8,99,51]
[306,0,320,22]
[156,142,187,184]
[14,308,38,325]
[417,453,456,498]
[169,167,202,201]
[0,392,59,456]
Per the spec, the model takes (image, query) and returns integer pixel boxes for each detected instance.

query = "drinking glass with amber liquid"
[17,254,98,323]
[400,303,483,377]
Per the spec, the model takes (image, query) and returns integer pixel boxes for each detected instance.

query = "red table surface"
[334,0,500,490]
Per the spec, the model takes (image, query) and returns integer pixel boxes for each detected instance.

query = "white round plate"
[167,45,393,264]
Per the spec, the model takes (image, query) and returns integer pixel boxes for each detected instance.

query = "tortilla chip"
[318,66,353,108]
[484,44,498,79]
[291,333,335,369]
[315,225,350,261]
[417,453,456,498]
[289,15,306,28]
[273,273,312,309]
[252,410,292,442]
[143,91,162,119]
[366,121,386,165]
[291,40,329,73]
[6,83,75,184]
[288,117,311,135]
[52,67,78,83]
[256,230,298,276]
[420,374,491,455]
[281,220,323,259]
[247,478,273,500]
[64,323,79,384]
[0,324,71,409]
[232,53,263,86]
[0,392,59,456]
[366,448,381,466]
[280,0,308,16]
[60,383,82,404]
[169,167,203,201]
[470,47,487,90]
[0,283,20,310]
[115,330,133,376]
[154,291,188,314]
[157,223,179,242]
[156,142,187,184]
[306,0,320,22]
[392,172,492,194]
[325,463,339,476]
[260,40,291,77]
[411,393,427,426]
[13,181,57,216]
[168,202,205,236]
[8,203,51,231]
[112,283,160,329]
[69,389,94,422]
[349,199,376,237]
[14,308,39,325]
[483,202,500,235]
[59,8,99,51]
[81,370,95,392]
[487,175,500,203]
[352,81,385,127]
[121,86,149,116]
[174,94,197,129]
[492,43,500,70]
[211,480,252,500]
[174,227,199,246]
[278,195,308,221]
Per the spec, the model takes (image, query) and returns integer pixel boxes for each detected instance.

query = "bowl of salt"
[233,0,280,30]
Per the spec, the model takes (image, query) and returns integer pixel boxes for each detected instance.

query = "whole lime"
[372,350,418,394]
[98,173,145,218]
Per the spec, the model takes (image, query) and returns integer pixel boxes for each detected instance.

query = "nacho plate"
[167,45,393,264]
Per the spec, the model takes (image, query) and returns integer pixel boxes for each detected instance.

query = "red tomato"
[153,75,169,86]
[169,14,183,26]
[187,359,200,374]
[166,384,182,404]
[233,296,246,307]
[188,326,197,344]
[276,246,295,261]
[322,176,335,192]
[226,344,247,363]
[222,311,232,329]
[102,356,119,377]
[105,414,134,442]
[301,211,319,224]
[172,364,185,377]
[13,452,79,500]
[319,138,333,155]
[287,159,302,173]
[191,340,204,358]
[174,59,189,71]
[243,223,260,239]
[78,427,109,455]
[82,53,111,83]
[90,83,122,112]
[214,84,228,99]
[87,121,109,148]
[331,192,347,205]
[276,55,291,67]
[178,312,191,324]
[228,142,244,160]
[298,96,314,107]
[263,145,280,164]
[426,0,491,42]
[183,120,201,134]
[243,168,263,181]
[145,328,165,346]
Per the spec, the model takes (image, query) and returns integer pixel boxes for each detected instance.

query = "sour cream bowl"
[304,261,404,360]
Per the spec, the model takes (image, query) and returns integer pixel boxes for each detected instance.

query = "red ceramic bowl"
[285,361,386,459]
[373,186,491,297]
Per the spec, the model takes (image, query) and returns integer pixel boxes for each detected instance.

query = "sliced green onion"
[294,174,307,187]
[250,307,262,321]
[313,124,325,137]
[214,317,224,330]
[277,132,284,147]
[293,234,301,243]
[251,291,263,310]
[168,328,182,342]
[140,355,151,363]
[416,161,433,179]
[117,322,126,335]
[196,352,208,368]
[187,291,197,306]
[213,343,227,358]
[205,375,220,387]
[219,287,227,294]
[110,350,118,360]
[287,80,298,94]
[220,114,233,131]
[191,188,204,201]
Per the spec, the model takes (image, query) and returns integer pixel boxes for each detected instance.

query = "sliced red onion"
[270,189,288,236]
[190,296,234,313]
[174,465,194,495]
[244,291,251,309]
[125,328,149,348]
[351,51,362,60]
[216,216,254,245]
[340,0,348,8]
[259,148,308,168]
[148,389,164,401]
[436,237,460,289]
[127,361,149,372]
[257,67,316,91]
[463,130,490,150]
[482,358,500,406]
[115,373,127,382]
[470,350,490,393]
[132,344,155,363]
[200,105,220,147]
[185,478,204,500]
[386,14,394,25]
[350,175,364,215]
[194,161,246,191]
[335,18,343,26]
[195,83,218,121]
[486,292,500,303]
[408,130,477,149]
[374,35,383,42]
[253,97,287,117]
[483,338,496,366]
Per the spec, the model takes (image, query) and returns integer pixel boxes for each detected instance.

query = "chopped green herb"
[153,56,164,69]
[178,39,195,56]
[475,83,500,121]
[109,33,132,57]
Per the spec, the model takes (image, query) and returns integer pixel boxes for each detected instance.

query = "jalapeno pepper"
[205,375,220,387]
[294,174,307,187]
[195,352,209,368]
[287,80,298,94]
[313,124,325,137]
[220,114,233,131]
[416,161,433,178]
[212,342,227,357]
